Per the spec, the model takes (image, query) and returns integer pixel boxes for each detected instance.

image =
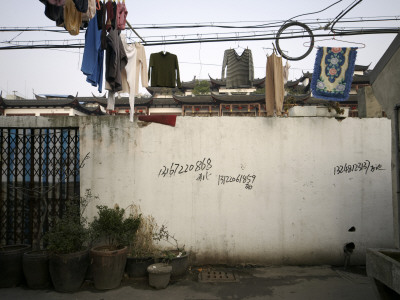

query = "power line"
[1,29,398,50]
[0,15,398,50]
[0,16,398,32]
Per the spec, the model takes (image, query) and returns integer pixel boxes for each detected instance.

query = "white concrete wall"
[79,116,394,265]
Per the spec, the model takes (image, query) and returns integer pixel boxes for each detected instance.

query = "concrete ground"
[0,265,377,300]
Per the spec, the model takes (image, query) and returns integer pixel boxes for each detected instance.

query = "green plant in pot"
[125,204,158,278]
[1,184,57,288]
[44,189,94,293]
[90,204,140,290]
[153,224,188,279]
[23,187,51,290]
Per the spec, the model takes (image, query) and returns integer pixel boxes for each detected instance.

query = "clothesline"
[1,24,399,51]
[33,0,368,120]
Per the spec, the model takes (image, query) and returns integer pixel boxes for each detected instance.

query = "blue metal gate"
[0,128,80,246]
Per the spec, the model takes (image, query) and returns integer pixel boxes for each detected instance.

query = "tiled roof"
[2,99,76,107]
[352,74,370,84]
[211,93,265,103]
[173,95,214,104]
[354,64,371,72]
[146,87,181,95]
[152,98,177,106]
[208,75,265,88]
[93,97,153,107]
[0,97,105,115]
[35,94,75,100]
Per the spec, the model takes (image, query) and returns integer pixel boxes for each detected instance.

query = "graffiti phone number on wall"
[333,160,385,175]
[218,174,256,190]
[158,158,212,177]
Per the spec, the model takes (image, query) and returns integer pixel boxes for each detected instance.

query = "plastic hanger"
[262,42,287,56]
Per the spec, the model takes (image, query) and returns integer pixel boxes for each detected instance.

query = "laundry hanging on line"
[82,0,97,22]
[221,48,254,89]
[106,34,148,122]
[46,0,66,6]
[41,0,123,35]
[105,0,116,31]
[311,47,358,102]
[148,52,182,88]
[64,0,82,35]
[116,0,128,30]
[265,53,285,117]
[119,35,148,122]
[105,27,127,93]
[81,11,104,93]
[43,0,65,26]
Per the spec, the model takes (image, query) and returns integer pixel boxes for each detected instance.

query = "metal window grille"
[0,128,80,246]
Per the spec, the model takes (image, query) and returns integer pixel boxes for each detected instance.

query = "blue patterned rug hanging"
[311,47,357,101]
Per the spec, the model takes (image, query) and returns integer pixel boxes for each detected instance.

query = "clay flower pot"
[0,244,31,288]
[147,263,172,289]
[23,250,50,289]
[48,249,89,293]
[90,245,128,290]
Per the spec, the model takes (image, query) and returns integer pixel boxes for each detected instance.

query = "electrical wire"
[327,0,363,31]
[288,0,343,21]
[0,14,398,49]
[1,28,398,50]
[0,15,397,32]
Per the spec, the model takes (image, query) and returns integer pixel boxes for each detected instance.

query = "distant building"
[0,64,381,118]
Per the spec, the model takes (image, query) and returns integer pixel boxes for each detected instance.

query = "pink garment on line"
[116,2,128,30]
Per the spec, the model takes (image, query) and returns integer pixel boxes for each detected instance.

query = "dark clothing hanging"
[112,1,117,30]
[105,28,128,92]
[47,0,66,5]
[221,48,254,88]
[96,1,104,30]
[44,2,64,25]
[73,0,88,13]
[148,52,182,88]
[100,2,107,50]
[105,0,114,31]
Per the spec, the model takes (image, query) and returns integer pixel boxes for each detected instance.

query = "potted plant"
[125,204,158,278]
[22,249,50,289]
[153,224,188,279]
[0,244,31,288]
[90,204,140,290]
[1,184,55,288]
[22,185,55,290]
[44,190,94,293]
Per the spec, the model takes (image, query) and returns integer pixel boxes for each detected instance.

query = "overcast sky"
[0,0,399,98]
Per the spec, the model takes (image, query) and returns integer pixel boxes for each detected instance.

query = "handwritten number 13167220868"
[158,158,212,177]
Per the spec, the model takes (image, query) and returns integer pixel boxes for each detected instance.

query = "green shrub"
[91,205,141,250]
[45,189,94,254]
